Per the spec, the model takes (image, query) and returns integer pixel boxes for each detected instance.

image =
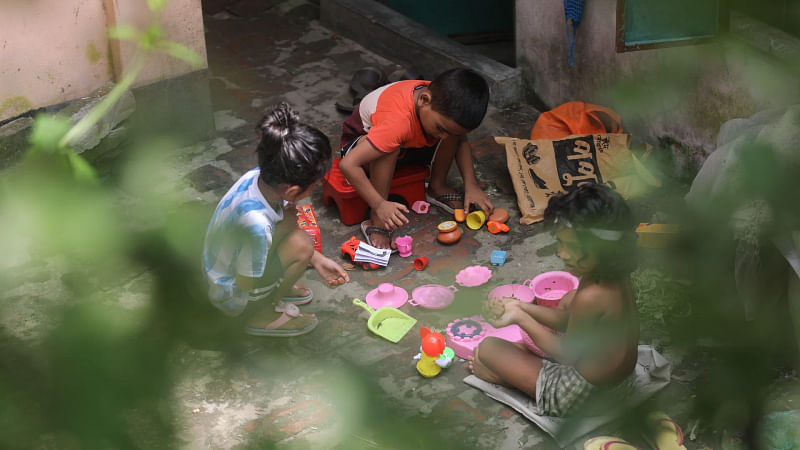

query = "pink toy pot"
[411,200,430,214]
[395,235,413,257]
[525,271,579,308]
[365,283,409,309]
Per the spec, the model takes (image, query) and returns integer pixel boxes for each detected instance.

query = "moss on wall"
[0,96,33,119]
[86,42,103,64]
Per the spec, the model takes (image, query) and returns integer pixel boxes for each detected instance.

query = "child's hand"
[484,297,508,320]
[311,253,350,286]
[486,299,523,328]
[373,200,409,229]
[464,184,494,215]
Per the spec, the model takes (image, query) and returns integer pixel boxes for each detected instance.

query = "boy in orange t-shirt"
[338,68,494,250]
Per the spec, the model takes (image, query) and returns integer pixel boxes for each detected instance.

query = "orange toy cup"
[454,209,466,222]
[487,220,510,234]
[413,256,429,270]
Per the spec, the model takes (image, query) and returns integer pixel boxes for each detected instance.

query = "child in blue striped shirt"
[203,103,349,336]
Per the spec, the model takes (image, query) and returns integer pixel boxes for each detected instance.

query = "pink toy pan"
[408,284,458,309]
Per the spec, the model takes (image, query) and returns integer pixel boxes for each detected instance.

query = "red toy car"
[340,236,380,270]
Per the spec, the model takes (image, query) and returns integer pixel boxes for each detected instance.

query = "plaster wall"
[0,0,208,122]
[0,0,112,121]
[110,0,208,87]
[515,0,800,159]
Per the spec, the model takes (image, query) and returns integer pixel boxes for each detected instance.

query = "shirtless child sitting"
[469,183,640,416]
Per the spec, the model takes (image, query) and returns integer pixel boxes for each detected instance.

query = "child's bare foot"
[426,185,463,211]
[467,347,504,384]
[288,284,310,298]
[361,220,395,250]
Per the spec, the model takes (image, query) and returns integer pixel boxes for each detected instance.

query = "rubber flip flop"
[245,303,318,337]
[646,412,687,450]
[279,286,313,305]
[349,66,387,104]
[360,220,397,254]
[425,192,464,215]
[583,436,641,450]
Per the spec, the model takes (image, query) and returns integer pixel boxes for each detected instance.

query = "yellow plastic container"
[466,210,486,230]
[635,223,681,248]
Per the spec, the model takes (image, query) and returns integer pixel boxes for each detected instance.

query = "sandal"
[360,220,397,254]
[335,67,387,113]
[245,303,318,337]
[425,192,464,215]
[584,436,640,450]
[280,286,313,305]
[646,412,687,450]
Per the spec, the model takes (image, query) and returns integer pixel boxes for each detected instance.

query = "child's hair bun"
[259,102,299,140]
[255,102,332,190]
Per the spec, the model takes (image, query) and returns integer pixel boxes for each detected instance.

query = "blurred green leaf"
[28,115,71,154]
[146,0,168,13]
[108,24,141,42]
[67,151,98,184]
[140,25,164,50]
[156,41,203,67]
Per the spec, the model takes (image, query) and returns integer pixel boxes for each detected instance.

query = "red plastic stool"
[322,158,430,225]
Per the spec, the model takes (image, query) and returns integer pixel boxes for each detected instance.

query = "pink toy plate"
[455,265,492,287]
[409,284,458,309]
[488,284,535,303]
[446,316,523,359]
[365,283,409,309]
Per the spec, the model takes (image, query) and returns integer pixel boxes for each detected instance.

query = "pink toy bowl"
[411,200,430,214]
[455,265,492,287]
[395,235,413,257]
[488,284,535,304]
[409,284,458,309]
[365,283,409,309]
[525,271,579,308]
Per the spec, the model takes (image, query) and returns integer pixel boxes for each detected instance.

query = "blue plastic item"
[564,0,584,66]
[490,250,507,266]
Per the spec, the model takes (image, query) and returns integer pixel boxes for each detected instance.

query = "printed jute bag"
[497,134,660,225]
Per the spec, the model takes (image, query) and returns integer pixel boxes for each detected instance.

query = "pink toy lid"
[455,265,492,287]
[527,271,579,300]
[488,284,535,303]
[365,283,409,309]
[409,284,458,309]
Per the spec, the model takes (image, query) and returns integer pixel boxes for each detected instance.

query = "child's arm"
[450,136,494,213]
[339,139,409,229]
[487,297,570,331]
[489,303,566,361]
[516,302,571,332]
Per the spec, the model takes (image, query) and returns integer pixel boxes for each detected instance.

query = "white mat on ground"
[463,345,670,447]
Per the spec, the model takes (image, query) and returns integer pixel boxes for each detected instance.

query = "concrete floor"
[180,2,581,448]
